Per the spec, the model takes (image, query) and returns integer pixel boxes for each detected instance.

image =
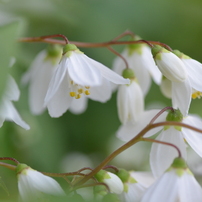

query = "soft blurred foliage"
[1,0,202,200]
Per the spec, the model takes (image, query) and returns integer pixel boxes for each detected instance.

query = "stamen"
[192,91,202,99]
[75,94,81,99]
[78,89,84,94]
[85,86,90,89]
[85,90,90,95]
[70,92,76,97]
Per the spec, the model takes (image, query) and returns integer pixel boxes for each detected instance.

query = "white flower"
[117,79,144,124]
[0,76,30,130]
[141,158,202,202]
[16,164,65,201]
[44,44,130,117]
[152,46,202,116]
[160,76,172,98]
[150,111,202,178]
[22,45,62,115]
[113,43,161,95]
[95,170,124,194]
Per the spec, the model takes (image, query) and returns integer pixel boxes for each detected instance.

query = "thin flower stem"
[103,165,119,173]
[19,37,172,51]
[141,137,181,158]
[111,30,135,41]
[41,171,86,177]
[149,106,174,124]
[107,46,129,69]
[0,162,16,170]
[0,157,19,164]
[75,120,202,186]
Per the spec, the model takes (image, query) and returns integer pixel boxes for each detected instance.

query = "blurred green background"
[1,0,202,199]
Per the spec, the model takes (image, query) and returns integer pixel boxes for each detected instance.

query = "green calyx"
[116,169,130,183]
[151,45,170,59]
[16,163,30,175]
[94,185,108,196]
[102,193,120,202]
[171,157,187,169]
[63,44,79,55]
[122,68,135,79]
[165,109,183,131]
[172,50,191,59]
[47,44,62,58]
[127,35,143,55]
[94,170,108,182]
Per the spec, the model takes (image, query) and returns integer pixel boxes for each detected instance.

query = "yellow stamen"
[78,89,84,94]
[192,91,202,99]
[69,92,76,97]
[85,86,90,89]
[85,90,90,95]
[75,94,81,99]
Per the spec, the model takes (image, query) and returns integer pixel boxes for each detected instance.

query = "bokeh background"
[1,0,202,200]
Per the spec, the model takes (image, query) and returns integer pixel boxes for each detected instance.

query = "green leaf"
[0,20,21,98]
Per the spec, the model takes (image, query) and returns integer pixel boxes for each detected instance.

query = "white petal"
[69,96,88,114]
[88,77,112,102]
[68,52,102,86]
[172,79,192,116]
[179,172,202,201]
[44,60,67,105]
[29,61,56,115]
[150,128,186,178]
[141,46,162,85]
[141,171,178,202]
[47,74,73,117]
[182,58,202,91]
[117,110,166,141]
[4,75,20,101]
[1,100,30,130]
[156,52,187,82]
[160,77,172,98]
[183,115,202,157]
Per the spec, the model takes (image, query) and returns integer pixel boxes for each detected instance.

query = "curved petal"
[172,79,192,116]
[44,59,67,104]
[68,52,102,86]
[47,74,73,117]
[150,128,186,178]
[116,110,166,141]
[69,96,88,114]
[179,172,202,201]
[2,100,30,130]
[88,77,112,102]
[29,61,56,115]
[141,171,178,202]
[4,75,20,101]
[183,115,202,157]
[182,58,202,91]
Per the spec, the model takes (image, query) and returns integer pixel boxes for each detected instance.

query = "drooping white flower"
[95,170,124,194]
[117,78,144,124]
[16,163,65,201]
[44,44,130,117]
[113,39,161,95]
[22,45,62,115]
[152,46,202,116]
[141,158,202,202]
[149,109,202,178]
[0,76,30,130]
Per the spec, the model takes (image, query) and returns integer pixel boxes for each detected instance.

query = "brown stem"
[0,157,19,164]
[149,106,174,124]
[19,37,172,51]
[107,46,129,68]
[111,30,135,41]
[142,137,181,158]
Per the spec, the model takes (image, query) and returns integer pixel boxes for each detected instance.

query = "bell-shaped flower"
[149,109,202,178]
[44,44,130,117]
[113,37,161,95]
[152,45,202,116]
[22,45,62,115]
[117,76,144,125]
[94,170,124,194]
[141,158,202,202]
[0,76,30,130]
[16,163,65,201]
